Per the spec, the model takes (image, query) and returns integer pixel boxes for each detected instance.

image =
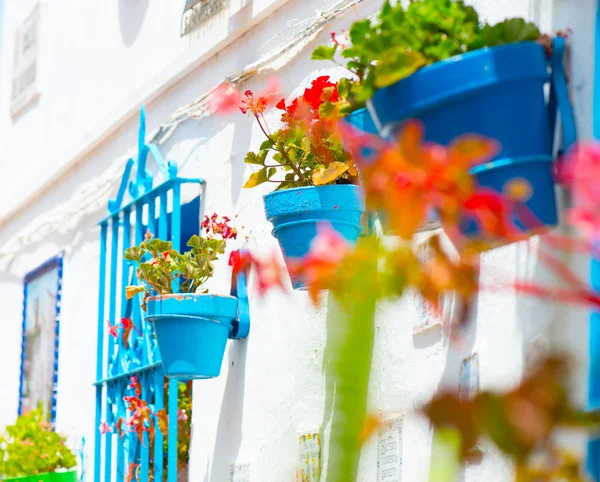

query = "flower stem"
[254,114,306,183]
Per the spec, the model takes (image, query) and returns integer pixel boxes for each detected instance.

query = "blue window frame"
[93,108,203,482]
[588,4,600,480]
[18,254,63,424]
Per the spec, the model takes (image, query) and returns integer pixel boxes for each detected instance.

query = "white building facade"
[0,0,597,480]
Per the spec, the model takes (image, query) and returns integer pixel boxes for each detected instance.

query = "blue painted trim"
[550,37,577,152]
[229,258,250,340]
[589,8,600,479]
[93,362,162,386]
[469,155,554,175]
[101,177,204,224]
[94,223,107,482]
[167,378,178,482]
[18,254,64,426]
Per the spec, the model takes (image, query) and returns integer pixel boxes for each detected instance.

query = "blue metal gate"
[93,108,203,482]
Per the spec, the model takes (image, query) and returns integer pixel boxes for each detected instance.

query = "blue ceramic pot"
[146,294,237,379]
[263,185,365,288]
[346,107,378,135]
[368,42,557,236]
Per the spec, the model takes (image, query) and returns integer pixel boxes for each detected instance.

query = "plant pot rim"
[146,293,237,302]
[378,41,546,91]
[263,183,361,198]
[367,41,548,134]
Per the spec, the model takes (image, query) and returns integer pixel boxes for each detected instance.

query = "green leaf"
[318,101,337,121]
[337,78,353,99]
[124,246,144,262]
[187,235,207,250]
[311,45,338,61]
[481,18,540,46]
[349,19,372,45]
[145,238,173,255]
[311,161,350,185]
[243,167,270,188]
[207,238,226,254]
[259,138,274,150]
[338,102,357,116]
[244,150,267,166]
[125,285,147,300]
[373,49,427,88]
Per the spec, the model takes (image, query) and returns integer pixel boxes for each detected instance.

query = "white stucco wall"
[0,0,596,480]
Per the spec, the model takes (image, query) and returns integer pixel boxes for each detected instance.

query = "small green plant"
[124,214,237,310]
[313,0,541,112]
[0,406,77,478]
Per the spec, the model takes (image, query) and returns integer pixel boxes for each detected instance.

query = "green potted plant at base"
[238,78,365,287]
[0,407,77,482]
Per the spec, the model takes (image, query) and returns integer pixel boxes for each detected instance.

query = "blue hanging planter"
[145,269,250,379]
[367,39,576,240]
[146,294,236,378]
[346,107,378,134]
[263,184,365,289]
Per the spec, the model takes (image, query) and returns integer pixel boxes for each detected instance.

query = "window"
[19,255,63,424]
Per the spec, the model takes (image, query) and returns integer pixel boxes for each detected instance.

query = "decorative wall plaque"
[297,431,321,482]
[181,0,226,36]
[377,418,403,482]
[230,463,250,482]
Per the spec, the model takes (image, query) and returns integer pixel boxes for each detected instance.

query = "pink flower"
[210,78,280,115]
[307,222,350,264]
[229,250,285,295]
[330,31,348,48]
[99,421,112,434]
[106,320,119,338]
[210,84,242,114]
[287,222,352,303]
[560,144,600,238]
[128,376,140,394]
[177,409,188,421]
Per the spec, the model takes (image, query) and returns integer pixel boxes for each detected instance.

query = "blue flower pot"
[263,185,365,289]
[346,108,378,134]
[145,294,238,379]
[368,42,557,238]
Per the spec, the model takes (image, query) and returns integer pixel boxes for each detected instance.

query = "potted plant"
[124,214,242,379]
[313,0,576,239]
[0,406,77,482]
[239,77,365,287]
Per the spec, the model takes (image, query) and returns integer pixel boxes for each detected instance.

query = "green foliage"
[311,45,338,61]
[241,77,358,190]
[124,232,229,310]
[243,124,356,191]
[313,0,541,107]
[0,406,77,478]
[480,18,542,47]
